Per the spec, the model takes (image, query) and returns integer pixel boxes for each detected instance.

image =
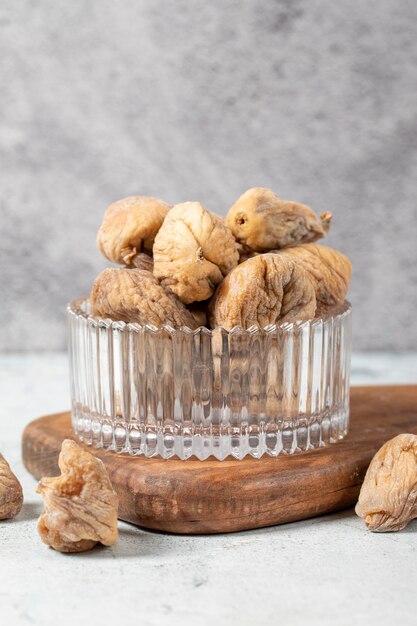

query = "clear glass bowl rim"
[67,297,352,336]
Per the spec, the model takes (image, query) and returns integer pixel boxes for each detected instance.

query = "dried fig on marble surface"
[277,244,352,310]
[129,252,154,272]
[97,195,171,265]
[37,439,118,553]
[0,453,23,520]
[356,434,417,532]
[153,202,239,304]
[209,253,316,330]
[91,267,198,329]
[226,187,331,253]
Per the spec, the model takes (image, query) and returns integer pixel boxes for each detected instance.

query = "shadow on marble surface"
[58,526,185,560]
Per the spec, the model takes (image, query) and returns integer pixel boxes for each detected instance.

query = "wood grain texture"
[22,386,417,534]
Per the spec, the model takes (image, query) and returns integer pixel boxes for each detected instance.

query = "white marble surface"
[1,352,416,626]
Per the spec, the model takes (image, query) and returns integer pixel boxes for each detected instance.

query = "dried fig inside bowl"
[277,244,352,310]
[91,267,198,329]
[153,201,239,304]
[209,253,317,330]
[226,187,331,253]
[97,195,171,265]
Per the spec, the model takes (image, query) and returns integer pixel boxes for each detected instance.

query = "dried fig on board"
[97,195,171,265]
[209,253,316,330]
[226,187,331,253]
[37,439,118,553]
[277,244,352,310]
[0,453,23,520]
[356,434,417,532]
[91,267,198,329]
[153,202,239,304]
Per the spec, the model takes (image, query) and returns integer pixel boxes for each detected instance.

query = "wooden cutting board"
[22,385,417,534]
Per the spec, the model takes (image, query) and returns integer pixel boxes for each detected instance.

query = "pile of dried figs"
[3,191,416,556]
[91,187,352,329]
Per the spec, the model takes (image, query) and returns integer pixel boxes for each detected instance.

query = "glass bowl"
[68,298,351,461]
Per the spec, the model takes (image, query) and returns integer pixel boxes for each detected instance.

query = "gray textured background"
[1,0,417,351]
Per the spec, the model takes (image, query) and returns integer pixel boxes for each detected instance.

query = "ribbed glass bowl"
[68,298,351,461]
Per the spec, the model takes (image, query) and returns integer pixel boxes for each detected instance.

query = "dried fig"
[0,453,23,520]
[91,267,198,329]
[277,244,352,309]
[97,195,171,265]
[356,434,417,532]
[209,253,316,330]
[37,439,118,553]
[129,252,154,272]
[226,187,331,253]
[153,202,239,304]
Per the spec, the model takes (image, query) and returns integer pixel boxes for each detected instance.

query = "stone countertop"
[1,352,416,626]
